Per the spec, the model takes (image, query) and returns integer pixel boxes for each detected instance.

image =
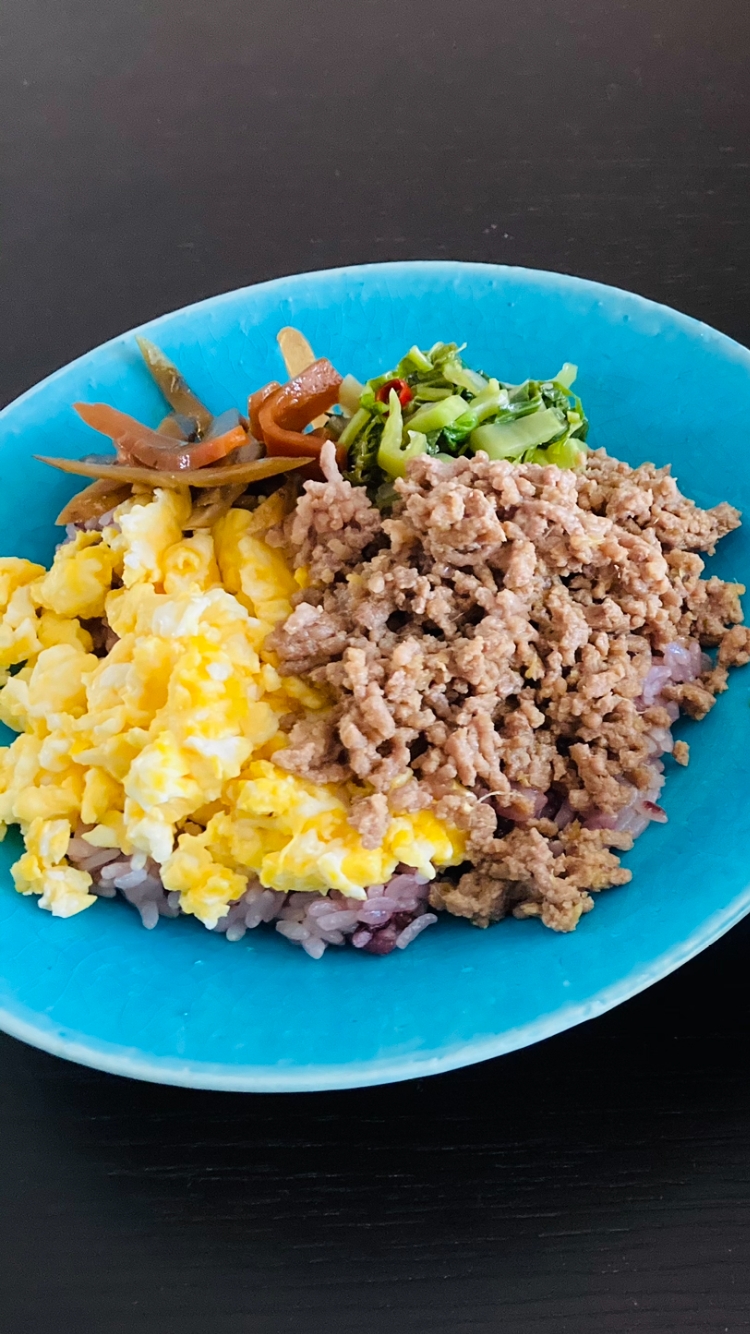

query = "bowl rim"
[1,257,749,1092]
[4,258,749,423]
[1,889,749,1090]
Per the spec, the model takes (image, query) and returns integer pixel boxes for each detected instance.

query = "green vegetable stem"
[341,341,588,499]
[377,391,428,479]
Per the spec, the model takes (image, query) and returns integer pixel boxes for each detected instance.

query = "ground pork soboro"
[269,442,747,934]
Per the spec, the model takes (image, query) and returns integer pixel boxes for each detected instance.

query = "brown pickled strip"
[136,337,213,434]
[186,483,248,528]
[258,359,342,458]
[157,413,189,439]
[55,478,133,526]
[36,455,307,488]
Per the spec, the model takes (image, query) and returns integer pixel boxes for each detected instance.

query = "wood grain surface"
[2,1,750,1329]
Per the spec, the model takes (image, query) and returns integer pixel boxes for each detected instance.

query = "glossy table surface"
[2,1,750,1328]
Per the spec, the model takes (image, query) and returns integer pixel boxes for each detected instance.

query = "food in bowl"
[0,330,747,957]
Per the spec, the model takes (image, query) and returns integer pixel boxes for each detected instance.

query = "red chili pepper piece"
[375,378,413,408]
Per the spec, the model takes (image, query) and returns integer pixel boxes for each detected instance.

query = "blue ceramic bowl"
[0,261,748,1091]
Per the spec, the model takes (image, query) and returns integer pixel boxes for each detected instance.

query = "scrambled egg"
[0,487,464,926]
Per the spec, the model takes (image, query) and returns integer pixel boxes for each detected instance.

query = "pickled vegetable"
[376,390,427,479]
[186,483,249,528]
[36,454,307,489]
[405,394,469,435]
[342,343,588,490]
[256,359,343,458]
[470,407,566,458]
[249,381,281,439]
[338,374,365,414]
[55,478,133,526]
[74,403,247,471]
[277,327,317,378]
[156,414,193,440]
[136,337,213,435]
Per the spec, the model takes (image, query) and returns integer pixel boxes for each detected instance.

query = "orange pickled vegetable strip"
[249,381,280,440]
[130,422,247,470]
[257,359,342,458]
[276,329,326,427]
[74,403,246,471]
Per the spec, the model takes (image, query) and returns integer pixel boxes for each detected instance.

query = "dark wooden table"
[3,2,750,1329]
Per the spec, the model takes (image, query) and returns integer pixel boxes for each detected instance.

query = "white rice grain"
[226,922,247,943]
[140,901,160,930]
[100,859,134,881]
[396,913,438,948]
[315,910,360,932]
[302,936,326,959]
[113,868,148,891]
[276,921,310,942]
[356,897,400,925]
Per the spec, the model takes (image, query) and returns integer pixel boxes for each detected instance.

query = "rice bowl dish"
[0,328,747,960]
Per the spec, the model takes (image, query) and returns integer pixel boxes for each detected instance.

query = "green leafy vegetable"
[413,385,455,402]
[529,436,587,468]
[406,394,469,435]
[405,345,433,373]
[338,406,371,450]
[377,391,428,479]
[470,407,567,458]
[341,341,588,499]
[442,360,488,395]
[551,362,578,390]
[346,413,383,488]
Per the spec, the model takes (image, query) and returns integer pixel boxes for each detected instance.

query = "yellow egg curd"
[0,487,465,926]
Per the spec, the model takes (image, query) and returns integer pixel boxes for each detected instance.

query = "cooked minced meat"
[267,441,749,933]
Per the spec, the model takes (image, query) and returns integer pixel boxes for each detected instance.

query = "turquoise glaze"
[0,261,748,1091]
